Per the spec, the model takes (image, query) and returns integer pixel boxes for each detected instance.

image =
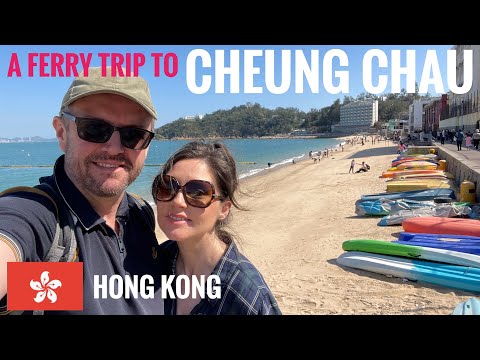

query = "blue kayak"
[355,198,435,216]
[394,232,480,255]
[337,251,480,294]
[360,188,456,202]
[452,297,480,315]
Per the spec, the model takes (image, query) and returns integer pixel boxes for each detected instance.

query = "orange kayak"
[389,172,454,180]
[403,217,480,237]
[391,157,437,167]
[380,169,446,179]
[395,161,439,170]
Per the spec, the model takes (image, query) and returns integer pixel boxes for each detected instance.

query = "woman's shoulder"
[219,243,281,314]
[225,243,263,278]
[220,244,269,287]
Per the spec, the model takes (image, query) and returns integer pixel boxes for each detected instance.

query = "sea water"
[0,137,344,203]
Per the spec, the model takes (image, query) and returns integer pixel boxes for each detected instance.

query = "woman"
[152,141,281,315]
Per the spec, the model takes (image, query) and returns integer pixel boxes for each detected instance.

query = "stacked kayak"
[402,217,480,237]
[394,231,480,255]
[344,149,480,294]
[338,239,480,293]
[342,239,480,267]
[388,172,454,180]
[391,157,437,168]
[390,160,439,171]
[337,250,480,293]
[380,169,448,179]
[378,202,471,226]
[360,188,456,202]
[385,178,454,193]
[355,198,436,216]
[355,188,456,217]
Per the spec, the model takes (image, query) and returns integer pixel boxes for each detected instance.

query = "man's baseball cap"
[60,66,157,119]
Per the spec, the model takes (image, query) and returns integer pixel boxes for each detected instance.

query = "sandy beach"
[154,139,475,315]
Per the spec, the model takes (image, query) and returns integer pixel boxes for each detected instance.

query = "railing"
[441,101,479,120]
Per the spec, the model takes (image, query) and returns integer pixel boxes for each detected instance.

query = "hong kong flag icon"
[7,262,83,311]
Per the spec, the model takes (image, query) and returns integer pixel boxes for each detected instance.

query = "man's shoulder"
[0,186,57,215]
[0,185,60,262]
[0,186,58,243]
[125,192,155,231]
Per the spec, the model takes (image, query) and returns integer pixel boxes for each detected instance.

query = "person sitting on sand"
[355,161,370,173]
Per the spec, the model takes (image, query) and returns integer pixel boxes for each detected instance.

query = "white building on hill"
[334,99,378,134]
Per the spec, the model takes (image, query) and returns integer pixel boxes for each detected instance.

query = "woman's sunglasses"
[61,112,155,150]
[154,174,223,208]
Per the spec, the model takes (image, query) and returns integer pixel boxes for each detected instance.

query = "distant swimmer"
[268,162,272,168]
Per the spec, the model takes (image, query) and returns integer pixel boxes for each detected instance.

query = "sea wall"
[407,146,480,202]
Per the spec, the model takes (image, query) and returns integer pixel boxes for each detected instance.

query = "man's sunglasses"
[154,174,223,208]
[61,111,155,150]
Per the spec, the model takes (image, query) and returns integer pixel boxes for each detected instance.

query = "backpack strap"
[35,182,78,263]
[0,183,78,263]
[128,192,155,233]
[0,183,78,315]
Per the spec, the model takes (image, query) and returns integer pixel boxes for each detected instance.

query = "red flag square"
[7,262,83,311]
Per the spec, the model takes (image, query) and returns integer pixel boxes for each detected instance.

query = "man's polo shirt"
[0,155,163,315]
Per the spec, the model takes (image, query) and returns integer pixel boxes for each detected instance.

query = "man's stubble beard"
[64,143,143,198]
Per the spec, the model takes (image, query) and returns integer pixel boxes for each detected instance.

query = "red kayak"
[402,217,480,237]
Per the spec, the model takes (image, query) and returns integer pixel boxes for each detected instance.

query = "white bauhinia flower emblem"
[30,271,62,304]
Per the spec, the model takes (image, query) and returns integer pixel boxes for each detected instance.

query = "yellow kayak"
[380,169,447,179]
[389,172,454,180]
[390,161,438,171]
[386,178,454,192]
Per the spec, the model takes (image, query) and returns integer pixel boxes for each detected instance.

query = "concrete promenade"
[439,141,480,163]
[421,140,480,201]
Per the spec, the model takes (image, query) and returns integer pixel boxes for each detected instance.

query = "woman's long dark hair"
[152,141,247,244]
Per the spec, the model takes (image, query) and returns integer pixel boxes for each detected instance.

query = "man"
[0,67,164,314]
[355,161,369,173]
[456,129,465,151]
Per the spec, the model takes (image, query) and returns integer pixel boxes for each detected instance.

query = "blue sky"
[0,45,453,138]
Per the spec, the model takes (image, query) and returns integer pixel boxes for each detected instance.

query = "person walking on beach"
[349,159,355,173]
[152,141,281,315]
[0,67,164,315]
